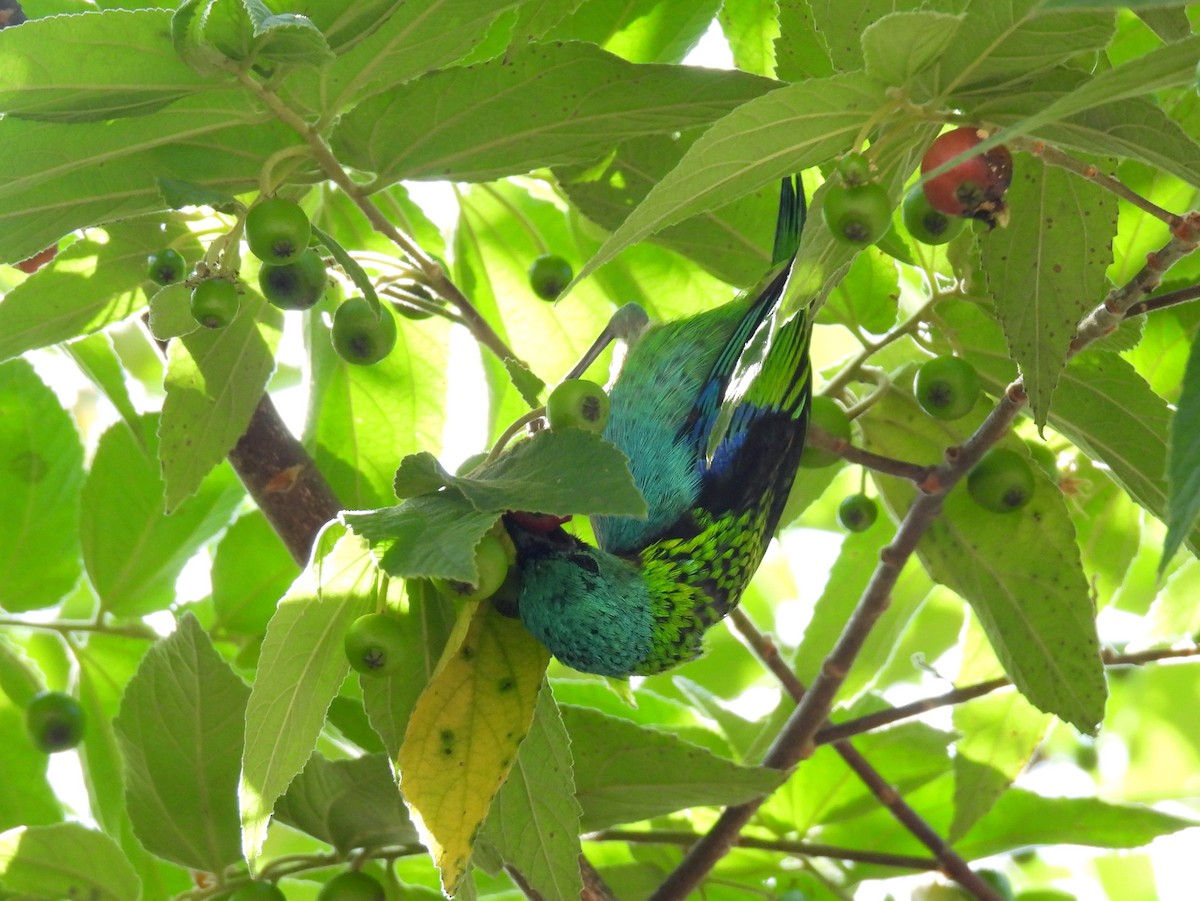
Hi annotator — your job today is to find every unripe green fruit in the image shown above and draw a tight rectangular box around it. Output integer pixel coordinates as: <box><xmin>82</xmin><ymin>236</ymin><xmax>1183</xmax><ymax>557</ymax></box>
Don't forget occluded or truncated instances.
<box><xmin>344</xmin><ymin>613</ymin><xmax>408</xmax><ymax>677</ymax></box>
<box><xmin>902</xmin><ymin>186</ymin><xmax>965</xmax><ymax>246</ymax></box>
<box><xmin>835</xmin><ymin>152</ymin><xmax>871</xmax><ymax>186</ymax></box>
<box><xmin>1025</xmin><ymin>440</ymin><xmax>1058</xmax><ymax>480</ymax></box>
<box><xmin>822</xmin><ymin>181</ymin><xmax>892</xmax><ymax>247</ymax></box>
<box><xmin>190</xmin><ymin>279</ymin><xmax>240</xmax><ymax>329</ymax></box>
<box><xmin>245</xmin><ymin>197</ymin><xmax>311</xmax><ymax>265</ymax></box>
<box><xmin>434</xmin><ymin>534</ymin><xmax>511</xmax><ymax>603</ymax></box>
<box><xmin>975</xmin><ymin>868</ymin><xmax>1015</xmax><ymax>901</ymax></box>
<box><xmin>837</xmin><ymin>494</ymin><xmax>878</xmax><ymax>532</ymax></box>
<box><xmin>967</xmin><ymin>447</ymin><xmax>1035</xmax><ymax>513</ymax></box>
<box><xmin>914</xmin><ymin>355</ymin><xmax>980</xmax><ymax>420</ymax></box>
<box><xmin>331</xmin><ymin>298</ymin><xmax>397</xmax><ymax>365</ymax></box>
<box><xmin>26</xmin><ymin>691</ymin><xmax>86</xmax><ymax>753</ymax></box>
<box><xmin>146</xmin><ymin>248</ymin><xmax>186</xmax><ymax>286</ymax></box>
<box><xmin>528</xmin><ymin>254</ymin><xmax>573</xmax><ymax>301</ymax></box>
<box><xmin>800</xmin><ymin>396</ymin><xmax>852</xmax><ymax>468</ymax></box>
<box><xmin>317</xmin><ymin>870</ymin><xmax>384</xmax><ymax>901</ymax></box>
<box><xmin>258</xmin><ymin>250</ymin><xmax>327</xmax><ymax>310</ymax></box>
<box><xmin>230</xmin><ymin>882</ymin><xmax>286</xmax><ymax>901</ymax></box>
<box><xmin>546</xmin><ymin>379</ymin><xmax>610</xmax><ymax>434</ymax></box>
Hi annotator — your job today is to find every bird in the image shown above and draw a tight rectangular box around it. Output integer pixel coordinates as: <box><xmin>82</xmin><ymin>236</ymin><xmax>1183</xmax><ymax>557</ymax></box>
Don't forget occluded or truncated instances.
<box><xmin>505</xmin><ymin>177</ymin><xmax>813</xmax><ymax>678</ymax></box>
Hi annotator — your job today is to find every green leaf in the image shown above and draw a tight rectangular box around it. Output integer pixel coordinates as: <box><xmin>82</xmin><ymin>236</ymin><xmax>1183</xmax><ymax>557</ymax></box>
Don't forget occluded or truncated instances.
<box><xmin>481</xmin><ymin>684</ymin><xmax>583</xmax><ymax>901</ymax></box>
<box><xmin>395</xmin><ymin>428</ymin><xmax>647</xmax><ymax>518</ymax></box>
<box><xmin>157</xmin><ymin>177</ymin><xmax>239</xmax><ymax>212</ymax></box>
<box><xmin>331</xmin><ymin>41</ymin><xmax>775</xmax><ymax>185</ymax></box>
<box><xmin>774</xmin><ymin>1</ymin><xmax>833</xmax><ymax>82</ymax></box>
<box><xmin>62</xmin><ymin>333</ymin><xmax>143</xmax><ymax>441</ymax></box>
<box><xmin>1040</xmin><ymin>0</ymin><xmax>1191</xmax><ymax>8</ymax></box>
<box><xmin>317</xmin><ymin>0</ymin><xmax>522</xmax><ymax>112</ymax></box>
<box><xmin>274</xmin><ymin>752</ymin><xmax>418</xmax><ymax>853</ymax></box>
<box><xmin>930</xmin><ymin>0</ymin><xmax>1115</xmax><ymax>99</ymax></box>
<box><xmin>860</xmin><ymin>389</ymin><xmax>1106</xmax><ymax>733</ymax></box>
<box><xmin>307</xmin><ymin>300</ymin><xmax>451</xmax><ymax>510</ymax></box>
<box><xmin>248</xmin><ymin>8</ymin><xmax>334</xmax><ymax>67</ymax></box>
<box><xmin>148</xmin><ymin>284</ymin><xmax>200</xmax><ymax>342</ymax></box>
<box><xmin>0</xmin><ymin>359</ymin><xmax>84</xmax><ymax>612</ymax></box>
<box><xmin>861</xmin><ymin>11</ymin><xmax>963</xmax><ymax>86</ymax></box>
<box><xmin>0</xmin><ymin>91</ymin><xmax>303</xmax><ymax>265</ymax></box>
<box><xmin>563</xmin><ymin>704</ymin><xmax>787</xmax><ymax>830</ymax></box>
<box><xmin>0</xmin><ymin>822</ymin><xmax>141</xmax><ymax>901</ymax></box>
<box><xmin>0</xmin><ymin>216</ymin><xmax>200</xmax><ymax>359</ymax></box>
<box><xmin>981</xmin><ymin>157</ymin><xmax>1117</xmax><ymax>427</ymax></box>
<box><xmin>0</xmin><ymin>699</ymin><xmax>61</xmax><ymax>832</ymax></box>
<box><xmin>80</xmin><ymin>414</ymin><xmax>244</xmax><ymax>617</ymax></box>
<box><xmin>578</xmin><ymin>71</ymin><xmax>887</xmax><ymax>283</ymax></box>
<box><xmin>718</xmin><ymin>0</ymin><xmax>780</xmax><ymax>78</ymax></box>
<box><xmin>556</xmin><ymin>130</ymin><xmax>783</xmax><ymax>287</ymax></box>
<box><xmin>545</xmin><ymin>0</ymin><xmax>720</xmax><ymax>64</ymax></box>
<box><xmin>160</xmin><ymin>290</ymin><xmax>282</xmax><ymax>511</ymax></box>
<box><xmin>344</xmin><ymin>493</ymin><xmax>501</xmax><ymax>582</ymax></box>
<box><xmin>211</xmin><ymin>512</ymin><xmax>301</xmax><ymax>635</ymax></box>
<box><xmin>1162</xmin><ymin>330</ymin><xmax>1200</xmax><ymax>569</ymax></box>
<box><xmin>0</xmin><ymin>9</ymin><xmax>213</xmax><ymax>121</ymax></box>
<box><xmin>113</xmin><ymin>614</ymin><xmax>247</xmax><ymax>873</ymax></box>
<box><xmin>819</xmin><ymin>245</ymin><xmax>900</xmax><ymax>336</ymax></box>
<box><xmin>957</xmin><ymin>789</ymin><xmax>1197</xmax><ymax>856</ymax></box>
<box><xmin>239</xmin><ymin>526</ymin><xmax>379</xmax><ymax>866</ymax></box>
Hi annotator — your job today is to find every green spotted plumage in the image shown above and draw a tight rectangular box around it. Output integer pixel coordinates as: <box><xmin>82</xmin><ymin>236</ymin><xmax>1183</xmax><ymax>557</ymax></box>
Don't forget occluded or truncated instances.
<box><xmin>507</xmin><ymin>177</ymin><xmax>813</xmax><ymax>677</ymax></box>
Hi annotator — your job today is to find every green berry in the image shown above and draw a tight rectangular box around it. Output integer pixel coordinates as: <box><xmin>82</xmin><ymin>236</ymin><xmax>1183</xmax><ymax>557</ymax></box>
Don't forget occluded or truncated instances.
<box><xmin>397</xmin><ymin>283</ymin><xmax>439</xmax><ymax>320</ymax></box>
<box><xmin>822</xmin><ymin>181</ymin><xmax>892</xmax><ymax>247</ymax></box>
<box><xmin>317</xmin><ymin>871</ymin><xmax>384</xmax><ymax>901</ymax></box>
<box><xmin>258</xmin><ymin>250</ymin><xmax>327</xmax><ymax>310</ymax></box>
<box><xmin>902</xmin><ymin>186</ymin><xmax>965</xmax><ymax>246</ymax></box>
<box><xmin>835</xmin><ymin>152</ymin><xmax>871</xmax><ymax>186</ymax></box>
<box><xmin>546</xmin><ymin>378</ymin><xmax>610</xmax><ymax>434</ymax></box>
<box><xmin>837</xmin><ymin>494</ymin><xmax>878</xmax><ymax>532</ymax></box>
<box><xmin>230</xmin><ymin>882</ymin><xmax>286</xmax><ymax>901</ymax></box>
<box><xmin>331</xmin><ymin>297</ymin><xmax>397</xmax><ymax>365</ymax></box>
<box><xmin>800</xmin><ymin>396</ymin><xmax>852</xmax><ymax>469</ymax></box>
<box><xmin>967</xmin><ymin>447</ymin><xmax>1035</xmax><ymax>514</ymax></box>
<box><xmin>914</xmin><ymin>356</ymin><xmax>980</xmax><ymax>420</ymax></box>
<box><xmin>528</xmin><ymin>254</ymin><xmax>573</xmax><ymax>301</ymax></box>
<box><xmin>146</xmin><ymin>248</ymin><xmax>186</xmax><ymax>286</ymax></box>
<box><xmin>344</xmin><ymin>613</ymin><xmax>408</xmax><ymax>677</ymax></box>
<box><xmin>245</xmin><ymin>197</ymin><xmax>311</xmax><ymax>266</ymax></box>
<box><xmin>190</xmin><ymin>279</ymin><xmax>241</xmax><ymax>329</ymax></box>
<box><xmin>434</xmin><ymin>534</ymin><xmax>511</xmax><ymax>603</ymax></box>
<box><xmin>25</xmin><ymin>691</ymin><xmax>86</xmax><ymax>753</ymax></box>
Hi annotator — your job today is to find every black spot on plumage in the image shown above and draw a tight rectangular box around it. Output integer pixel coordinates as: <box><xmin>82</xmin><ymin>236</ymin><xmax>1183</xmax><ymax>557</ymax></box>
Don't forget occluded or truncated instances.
<box><xmin>570</xmin><ymin>552</ymin><xmax>601</xmax><ymax>575</ymax></box>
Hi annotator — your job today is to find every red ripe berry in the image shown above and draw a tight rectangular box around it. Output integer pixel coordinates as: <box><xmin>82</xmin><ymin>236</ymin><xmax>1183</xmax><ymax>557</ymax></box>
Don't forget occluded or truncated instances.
<box><xmin>507</xmin><ymin>511</ymin><xmax>572</xmax><ymax>533</ymax></box>
<box><xmin>920</xmin><ymin>127</ymin><xmax>1013</xmax><ymax>228</ymax></box>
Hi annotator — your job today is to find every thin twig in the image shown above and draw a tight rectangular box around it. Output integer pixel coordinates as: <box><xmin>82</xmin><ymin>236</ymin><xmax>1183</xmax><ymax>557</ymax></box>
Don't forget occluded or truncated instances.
<box><xmin>1123</xmin><ymin>283</ymin><xmax>1200</xmax><ymax>319</ymax></box>
<box><xmin>590</xmin><ymin>829</ymin><xmax>937</xmax><ymax>871</ymax></box>
<box><xmin>806</xmin><ymin>427</ymin><xmax>935</xmax><ymax>484</ymax></box>
<box><xmin>0</xmin><ymin>617</ymin><xmax>158</xmax><ymax>641</ymax></box>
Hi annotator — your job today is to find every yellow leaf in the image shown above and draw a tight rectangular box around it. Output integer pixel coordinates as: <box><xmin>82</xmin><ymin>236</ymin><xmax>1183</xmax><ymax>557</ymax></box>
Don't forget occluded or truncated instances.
<box><xmin>398</xmin><ymin>601</ymin><xmax>550</xmax><ymax>894</ymax></box>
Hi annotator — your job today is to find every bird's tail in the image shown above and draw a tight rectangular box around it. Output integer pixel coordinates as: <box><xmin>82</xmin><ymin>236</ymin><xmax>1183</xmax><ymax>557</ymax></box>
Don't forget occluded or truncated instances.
<box><xmin>771</xmin><ymin>174</ymin><xmax>806</xmax><ymax>266</ymax></box>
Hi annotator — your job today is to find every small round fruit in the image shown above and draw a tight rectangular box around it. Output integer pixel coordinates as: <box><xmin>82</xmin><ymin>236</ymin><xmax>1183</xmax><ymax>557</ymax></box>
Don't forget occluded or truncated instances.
<box><xmin>822</xmin><ymin>182</ymin><xmax>892</xmax><ymax>246</ymax></box>
<box><xmin>344</xmin><ymin>613</ymin><xmax>408</xmax><ymax>677</ymax></box>
<box><xmin>397</xmin><ymin>283</ymin><xmax>438</xmax><ymax>320</ymax></box>
<box><xmin>331</xmin><ymin>297</ymin><xmax>397</xmax><ymax>365</ymax></box>
<box><xmin>317</xmin><ymin>871</ymin><xmax>384</xmax><ymax>901</ymax></box>
<box><xmin>914</xmin><ymin>356</ymin><xmax>980</xmax><ymax>420</ymax></box>
<box><xmin>190</xmin><ymin>279</ymin><xmax>240</xmax><ymax>329</ymax></box>
<box><xmin>245</xmin><ymin>197</ymin><xmax>311</xmax><ymax>265</ymax></box>
<box><xmin>528</xmin><ymin>254</ymin><xmax>573</xmax><ymax>301</ymax></box>
<box><xmin>146</xmin><ymin>248</ymin><xmax>186</xmax><ymax>286</ymax></box>
<box><xmin>230</xmin><ymin>882</ymin><xmax>286</xmax><ymax>901</ymax></box>
<box><xmin>902</xmin><ymin>186</ymin><xmax>965</xmax><ymax>246</ymax></box>
<box><xmin>26</xmin><ymin>691</ymin><xmax>86</xmax><ymax>753</ymax></box>
<box><xmin>921</xmin><ymin>127</ymin><xmax>1013</xmax><ymax>226</ymax></box>
<box><xmin>14</xmin><ymin>244</ymin><xmax>57</xmax><ymax>274</ymax></box>
<box><xmin>506</xmin><ymin>511</ymin><xmax>572</xmax><ymax>533</ymax></box>
<box><xmin>800</xmin><ymin>396</ymin><xmax>852</xmax><ymax>468</ymax></box>
<box><xmin>835</xmin><ymin>152</ymin><xmax>871</xmax><ymax>186</ymax></box>
<box><xmin>837</xmin><ymin>494</ymin><xmax>878</xmax><ymax>532</ymax></box>
<box><xmin>968</xmin><ymin>447</ymin><xmax>1035</xmax><ymax>513</ymax></box>
<box><xmin>546</xmin><ymin>378</ymin><xmax>610</xmax><ymax>433</ymax></box>
<box><xmin>975</xmin><ymin>868</ymin><xmax>1015</xmax><ymax>901</ymax></box>
<box><xmin>258</xmin><ymin>250</ymin><xmax>327</xmax><ymax>310</ymax></box>
<box><xmin>434</xmin><ymin>534</ymin><xmax>511</xmax><ymax>603</ymax></box>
